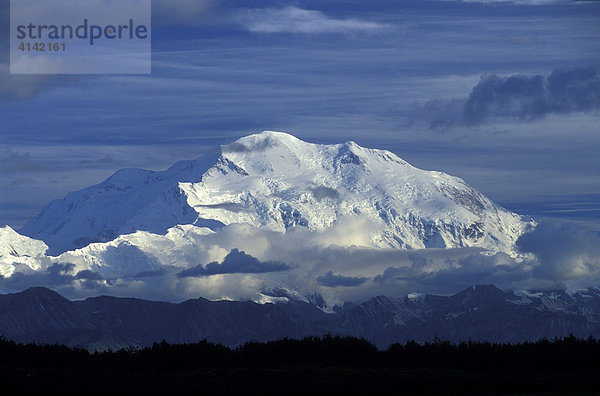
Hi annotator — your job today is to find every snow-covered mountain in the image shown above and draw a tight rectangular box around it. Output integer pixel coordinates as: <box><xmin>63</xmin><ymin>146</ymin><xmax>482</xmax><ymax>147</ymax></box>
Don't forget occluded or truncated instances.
<box><xmin>0</xmin><ymin>226</ymin><xmax>48</xmax><ymax>277</ymax></box>
<box><xmin>19</xmin><ymin>131</ymin><xmax>534</xmax><ymax>256</ymax></box>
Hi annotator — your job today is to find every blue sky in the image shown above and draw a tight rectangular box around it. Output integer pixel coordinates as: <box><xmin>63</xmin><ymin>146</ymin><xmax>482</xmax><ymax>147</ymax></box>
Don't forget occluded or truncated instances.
<box><xmin>1</xmin><ymin>0</ymin><xmax>599</xmax><ymax>230</ymax></box>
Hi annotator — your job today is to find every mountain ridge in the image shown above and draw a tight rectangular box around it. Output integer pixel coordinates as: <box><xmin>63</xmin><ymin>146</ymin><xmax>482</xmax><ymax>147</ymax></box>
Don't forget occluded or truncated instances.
<box><xmin>1</xmin><ymin>284</ymin><xmax>599</xmax><ymax>350</ymax></box>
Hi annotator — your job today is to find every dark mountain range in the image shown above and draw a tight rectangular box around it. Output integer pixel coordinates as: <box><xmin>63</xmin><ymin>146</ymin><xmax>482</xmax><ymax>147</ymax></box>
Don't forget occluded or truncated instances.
<box><xmin>1</xmin><ymin>285</ymin><xmax>600</xmax><ymax>350</ymax></box>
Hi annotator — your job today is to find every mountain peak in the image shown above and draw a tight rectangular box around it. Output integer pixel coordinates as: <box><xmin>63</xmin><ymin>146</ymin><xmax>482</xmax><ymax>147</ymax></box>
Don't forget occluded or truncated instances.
<box><xmin>455</xmin><ymin>284</ymin><xmax>506</xmax><ymax>302</ymax></box>
<box><xmin>222</xmin><ymin>130</ymin><xmax>304</xmax><ymax>153</ymax></box>
<box><xmin>11</xmin><ymin>287</ymin><xmax>69</xmax><ymax>303</ymax></box>
<box><xmin>18</xmin><ymin>131</ymin><xmax>533</xmax><ymax>256</ymax></box>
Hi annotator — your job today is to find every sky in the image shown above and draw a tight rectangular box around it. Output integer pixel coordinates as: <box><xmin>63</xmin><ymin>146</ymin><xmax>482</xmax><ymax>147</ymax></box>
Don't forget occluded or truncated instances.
<box><xmin>0</xmin><ymin>0</ymin><xmax>600</xmax><ymax>301</ymax></box>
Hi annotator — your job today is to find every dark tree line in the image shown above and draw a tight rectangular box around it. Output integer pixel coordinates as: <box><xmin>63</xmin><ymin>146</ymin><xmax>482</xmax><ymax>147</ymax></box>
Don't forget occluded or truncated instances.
<box><xmin>1</xmin><ymin>333</ymin><xmax>600</xmax><ymax>372</ymax></box>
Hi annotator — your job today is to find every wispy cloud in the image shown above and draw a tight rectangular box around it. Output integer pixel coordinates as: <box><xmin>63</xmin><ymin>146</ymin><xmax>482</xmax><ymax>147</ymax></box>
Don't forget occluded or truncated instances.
<box><xmin>0</xmin><ymin>150</ymin><xmax>44</xmax><ymax>173</ymax></box>
<box><xmin>234</xmin><ymin>6</ymin><xmax>386</xmax><ymax>34</ymax></box>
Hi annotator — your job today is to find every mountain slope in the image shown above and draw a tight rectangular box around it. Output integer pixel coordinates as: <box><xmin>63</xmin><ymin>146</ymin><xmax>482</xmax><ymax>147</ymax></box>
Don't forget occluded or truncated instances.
<box><xmin>19</xmin><ymin>151</ymin><xmax>220</xmax><ymax>255</ymax></box>
<box><xmin>19</xmin><ymin>131</ymin><xmax>533</xmax><ymax>256</ymax></box>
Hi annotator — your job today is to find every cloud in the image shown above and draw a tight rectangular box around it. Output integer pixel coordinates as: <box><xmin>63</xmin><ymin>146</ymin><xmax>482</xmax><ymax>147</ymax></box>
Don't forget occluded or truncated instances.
<box><xmin>93</xmin><ymin>244</ymin><xmax>164</xmax><ymax>279</ymax></box>
<box><xmin>372</xmin><ymin>251</ymin><xmax>532</xmax><ymax>294</ymax></box>
<box><xmin>517</xmin><ymin>220</ymin><xmax>600</xmax><ymax>281</ymax></box>
<box><xmin>178</xmin><ymin>248</ymin><xmax>291</xmax><ymax>277</ymax></box>
<box><xmin>222</xmin><ymin>135</ymin><xmax>279</xmax><ymax>153</ymax></box>
<box><xmin>0</xmin><ymin>150</ymin><xmax>44</xmax><ymax>173</ymax></box>
<box><xmin>546</xmin><ymin>67</ymin><xmax>600</xmax><ymax>112</ymax></box>
<box><xmin>0</xmin><ymin>149</ymin><xmax>132</xmax><ymax>175</ymax></box>
<box><xmin>75</xmin><ymin>269</ymin><xmax>103</xmax><ymax>280</ymax></box>
<box><xmin>316</xmin><ymin>271</ymin><xmax>368</xmax><ymax>287</ymax></box>
<box><xmin>463</xmin><ymin>73</ymin><xmax>546</xmax><ymax>122</ymax></box>
<box><xmin>3</xmin><ymin>217</ymin><xmax>600</xmax><ymax>304</ymax></box>
<box><xmin>1</xmin><ymin>263</ymin><xmax>77</xmax><ymax>290</ymax></box>
<box><xmin>0</xmin><ymin>262</ymin><xmax>121</xmax><ymax>299</ymax></box>
<box><xmin>463</xmin><ymin>67</ymin><xmax>600</xmax><ymax>122</ymax></box>
<box><xmin>413</xmin><ymin>66</ymin><xmax>600</xmax><ymax>127</ymax></box>
<box><xmin>309</xmin><ymin>186</ymin><xmax>340</xmax><ymax>201</ymax></box>
<box><xmin>234</xmin><ymin>6</ymin><xmax>386</xmax><ymax>34</ymax></box>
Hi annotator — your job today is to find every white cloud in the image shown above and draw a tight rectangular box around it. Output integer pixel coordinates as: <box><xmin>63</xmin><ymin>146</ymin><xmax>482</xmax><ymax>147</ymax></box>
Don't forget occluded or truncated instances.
<box><xmin>234</xmin><ymin>6</ymin><xmax>386</xmax><ymax>34</ymax></box>
<box><xmin>6</xmin><ymin>217</ymin><xmax>600</xmax><ymax>305</ymax></box>
<box><xmin>517</xmin><ymin>221</ymin><xmax>600</xmax><ymax>281</ymax></box>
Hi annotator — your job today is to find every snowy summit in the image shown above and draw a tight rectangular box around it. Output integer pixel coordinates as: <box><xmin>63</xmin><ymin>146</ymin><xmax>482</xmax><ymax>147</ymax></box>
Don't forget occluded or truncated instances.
<box><xmin>19</xmin><ymin>131</ymin><xmax>534</xmax><ymax>256</ymax></box>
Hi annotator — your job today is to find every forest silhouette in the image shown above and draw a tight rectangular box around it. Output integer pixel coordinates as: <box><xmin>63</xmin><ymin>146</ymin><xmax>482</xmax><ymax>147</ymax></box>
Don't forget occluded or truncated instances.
<box><xmin>1</xmin><ymin>334</ymin><xmax>599</xmax><ymax>394</ymax></box>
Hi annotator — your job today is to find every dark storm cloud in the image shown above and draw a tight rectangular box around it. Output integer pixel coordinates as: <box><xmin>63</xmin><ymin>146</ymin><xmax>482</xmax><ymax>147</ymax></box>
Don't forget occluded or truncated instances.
<box><xmin>75</xmin><ymin>269</ymin><xmax>104</xmax><ymax>280</ymax></box>
<box><xmin>463</xmin><ymin>73</ymin><xmax>546</xmax><ymax>122</ymax></box>
<box><xmin>463</xmin><ymin>67</ymin><xmax>600</xmax><ymax>123</ymax></box>
<box><xmin>177</xmin><ymin>248</ymin><xmax>291</xmax><ymax>277</ymax></box>
<box><xmin>316</xmin><ymin>271</ymin><xmax>368</xmax><ymax>287</ymax></box>
<box><xmin>415</xmin><ymin>66</ymin><xmax>600</xmax><ymax>126</ymax></box>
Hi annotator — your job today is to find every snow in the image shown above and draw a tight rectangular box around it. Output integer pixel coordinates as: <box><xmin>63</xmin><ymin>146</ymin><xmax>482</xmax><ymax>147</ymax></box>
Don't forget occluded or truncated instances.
<box><xmin>57</xmin><ymin>225</ymin><xmax>216</xmax><ymax>279</ymax></box>
<box><xmin>18</xmin><ymin>131</ymin><xmax>534</xmax><ymax>257</ymax></box>
<box><xmin>407</xmin><ymin>292</ymin><xmax>426</xmax><ymax>301</ymax></box>
<box><xmin>514</xmin><ymin>290</ymin><xmax>544</xmax><ymax>299</ymax></box>
<box><xmin>0</xmin><ymin>226</ymin><xmax>49</xmax><ymax>277</ymax></box>
<box><xmin>565</xmin><ymin>288</ymin><xmax>594</xmax><ymax>298</ymax></box>
<box><xmin>1</xmin><ymin>131</ymin><xmax>538</xmax><ymax>285</ymax></box>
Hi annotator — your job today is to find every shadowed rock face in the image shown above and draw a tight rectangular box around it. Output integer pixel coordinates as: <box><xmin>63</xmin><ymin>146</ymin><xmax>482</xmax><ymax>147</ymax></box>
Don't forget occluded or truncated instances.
<box><xmin>1</xmin><ymin>285</ymin><xmax>599</xmax><ymax>351</ymax></box>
